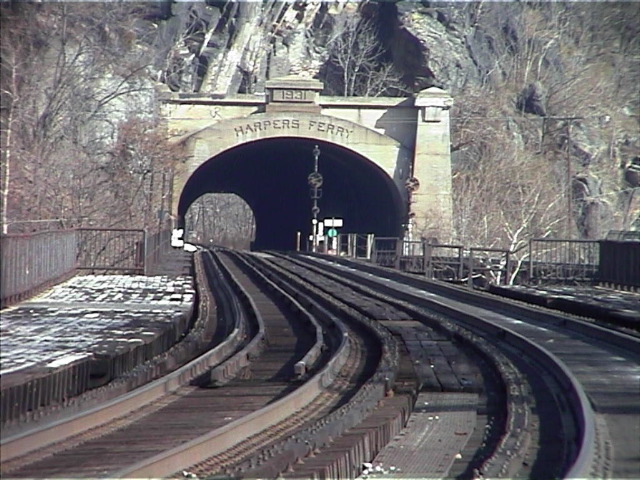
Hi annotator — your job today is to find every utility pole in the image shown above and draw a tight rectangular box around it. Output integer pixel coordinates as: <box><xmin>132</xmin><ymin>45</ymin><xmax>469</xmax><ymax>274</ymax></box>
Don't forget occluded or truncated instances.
<box><xmin>542</xmin><ymin>116</ymin><xmax>583</xmax><ymax>238</ymax></box>
<box><xmin>308</xmin><ymin>145</ymin><xmax>322</xmax><ymax>252</ymax></box>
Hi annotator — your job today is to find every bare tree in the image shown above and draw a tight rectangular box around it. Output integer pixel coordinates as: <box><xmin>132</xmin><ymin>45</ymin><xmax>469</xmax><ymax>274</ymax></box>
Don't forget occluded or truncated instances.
<box><xmin>0</xmin><ymin>28</ymin><xmax>20</xmax><ymax>234</ymax></box>
<box><xmin>450</xmin><ymin>85</ymin><xmax>569</xmax><ymax>283</ymax></box>
<box><xmin>110</xmin><ymin>118</ymin><xmax>183</xmax><ymax>232</ymax></box>
<box><xmin>1</xmin><ymin>3</ymin><xmax>169</xmax><ymax>234</ymax></box>
<box><xmin>0</xmin><ymin>5</ymin><xmax>48</xmax><ymax>232</ymax></box>
<box><xmin>449</xmin><ymin>1</ymin><xmax>639</xmax><ymax>258</ymax></box>
<box><xmin>323</xmin><ymin>13</ymin><xmax>406</xmax><ymax>97</ymax></box>
<box><xmin>184</xmin><ymin>193</ymin><xmax>255</xmax><ymax>249</ymax></box>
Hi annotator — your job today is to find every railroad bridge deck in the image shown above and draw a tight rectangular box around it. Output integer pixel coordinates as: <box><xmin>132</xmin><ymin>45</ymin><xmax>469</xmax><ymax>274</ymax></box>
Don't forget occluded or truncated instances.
<box><xmin>1</xmin><ymin>251</ymin><xmax>638</xmax><ymax>478</ymax></box>
<box><xmin>2</xmin><ymin>260</ymin><xmax>636</xmax><ymax>416</ymax></box>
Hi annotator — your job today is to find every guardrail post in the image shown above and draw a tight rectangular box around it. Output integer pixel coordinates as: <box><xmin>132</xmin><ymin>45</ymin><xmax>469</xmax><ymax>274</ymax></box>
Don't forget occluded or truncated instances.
<box><xmin>143</xmin><ymin>229</ymin><xmax>149</xmax><ymax>276</ymax></box>
<box><xmin>528</xmin><ymin>239</ymin><xmax>534</xmax><ymax>284</ymax></box>
<box><xmin>366</xmin><ymin>234</ymin><xmax>374</xmax><ymax>260</ymax></box>
<box><xmin>422</xmin><ymin>239</ymin><xmax>429</xmax><ymax>275</ymax></box>
<box><xmin>467</xmin><ymin>249</ymin><xmax>474</xmax><ymax>288</ymax></box>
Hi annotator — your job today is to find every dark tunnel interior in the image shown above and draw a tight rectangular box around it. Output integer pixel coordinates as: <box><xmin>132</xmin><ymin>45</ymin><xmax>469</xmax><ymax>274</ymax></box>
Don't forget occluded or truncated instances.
<box><xmin>178</xmin><ymin>137</ymin><xmax>405</xmax><ymax>250</ymax></box>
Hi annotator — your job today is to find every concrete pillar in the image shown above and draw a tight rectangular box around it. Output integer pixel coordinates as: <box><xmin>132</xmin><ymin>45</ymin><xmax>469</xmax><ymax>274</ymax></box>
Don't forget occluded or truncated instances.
<box><xmin>411</xmin><ymin>87</ymin><xmax>454</xmax><ymax>242</ymax></box>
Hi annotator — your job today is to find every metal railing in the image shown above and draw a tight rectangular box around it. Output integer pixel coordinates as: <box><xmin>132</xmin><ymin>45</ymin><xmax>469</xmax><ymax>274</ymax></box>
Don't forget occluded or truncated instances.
<box><xmin>425</xmin><ymin>243</ymin><xmax>465</xmax><ymax>281</ymax></box>
<box><xmin>370</xmin><ymin>239</ymin><xmax>465</xmax><ymax>278</ymax></box>
<box><xmin>399</xmin><ymin>240</ymin><xmax>426</xmax><ymax>273</ymax></box>
<box><xmin>605</xmin><ymin>230</ymin><xmax>640</xmax><ymax>241</ymax></box>
<box><xmin>77</xmin><ymin>228</ymin><xmax>146</xmax><ymax>274</ymax></box>
<box><xmin>371</xmin><ymin>237</ymin><xmax>401</xmax><ymax>269</ymax></box>
<box><xmin>337</xmin><ymin>233</ymin><xmax>374</xmax><ymax>259</ymax></box>
<box><xmin>347</xmin><ymin>233</ymin><xmax>635</xmax><ymax>289</ymax></box>
<box><xmin>0</xmin><ymin>230</ymin><xmax>77</xmax><ymax>307</ymax></box>
<box><xmin>528</xmin><ymin>239</ymin><xmax>599</xmax><ymax>284</ymax></box>
<box><xmin>1</xmin><ymin>227</ymin><xmax>184</xmax><ymax>307</ymax></box>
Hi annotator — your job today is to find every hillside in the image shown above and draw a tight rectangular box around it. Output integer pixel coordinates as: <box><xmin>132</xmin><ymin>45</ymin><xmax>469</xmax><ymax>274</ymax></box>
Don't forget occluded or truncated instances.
<box><xmin>1</xmin><ymin>0</ymin><xmax>638</xmax><ymax>246</ymax></box>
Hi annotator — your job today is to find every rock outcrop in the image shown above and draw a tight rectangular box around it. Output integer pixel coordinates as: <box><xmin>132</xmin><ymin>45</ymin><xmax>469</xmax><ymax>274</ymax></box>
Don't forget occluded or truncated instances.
<box><xmin>151</xmin><ymin>0</ymin><xmax>639</xmax><ymax>238</ymax></box>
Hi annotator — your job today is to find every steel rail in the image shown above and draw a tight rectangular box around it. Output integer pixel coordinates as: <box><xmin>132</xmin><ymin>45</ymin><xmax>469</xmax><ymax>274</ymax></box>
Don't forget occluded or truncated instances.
<box><xmin>3</xmin><ymin>248</ymin><xmax>340</xmax><ymax>478</ymax></box>
<box><xmin>266</xmin><ymin>253</ymin><xmax>531</xmax><ymax>477</ymax></box>
<box><xmin>267</xmin><ymin>253</ymin><xmax>547</xmax><ymax>476</ymax></box>
<box><xmin>1</xmin><ymin>250</ymin><xmax>245</xmax><ymax>463</ymax></box>
<box><xmin>218</xmin><ymin>251</ymin><xmax>401</xmax><ymax>478</ymax></box>
<box><xmin>304</xmin><ymin>253</ymin><xmax>640</xmax><ymax>478</ymax></box>
<box><xmin>163</xmin><ymin>249</ymin><xmax>402</xmax><ymax>479</ymax></box>
<box><xmin>194</xmin><ymin>249</ymin><xmax>267</xmax><ymax>385</ymax></box>
<box><xmin>113</xmin><ymin>250</ymin><xmax>354</xmax><ymax>478</ymax></box>
<box><xmin>4</xmin><ymin>249</ymin><xmax>391</xmax><ymax>479</ymax></box>
<box><xmin>226</xmin><ymin>250</ymin><xmax>327</xmax><ymax>378</ymax></box>
<box><xmin>278</xmin><ymin>253</ymin><xmax>622</xmax><ymax>478</ymax></box>
<box><xmin>319</xmin><ymin>253</ymin><xmax>639</xmax><ymax>352</ymax></box>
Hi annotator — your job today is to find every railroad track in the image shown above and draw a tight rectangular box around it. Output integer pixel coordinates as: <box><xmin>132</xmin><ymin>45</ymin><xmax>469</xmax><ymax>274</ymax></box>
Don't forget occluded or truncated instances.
<box><xmin>2</xmin><ymin>249</ymin><xmax>254</xmax><ymax>476</ymax></box>
<box><xmin>170</xmin><ymin>250</ymin><xmax>558</xmax><ymax>479</ymax></box>
<box><xmin>277</xmin><ymin>252</ymin><xmax>640</xmax><ymax>479</ymax></box>
<box><xmin>252</xmin><ymin>253</ymin><xmax>552</xmax><ymax>478</ymax></box>
<box><xmin>1</xmin><ymin>249</ymin><xmax>390</xmax><ymax>479</ymax></box>
<box><xmin>3</xmin><ymin>248</ymin><xmax>637</xmax><ymax>479</ymax></box>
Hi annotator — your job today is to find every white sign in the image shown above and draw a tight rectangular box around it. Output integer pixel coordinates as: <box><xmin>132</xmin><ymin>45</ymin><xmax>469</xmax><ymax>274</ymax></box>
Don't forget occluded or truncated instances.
<box><xmin>171</xmin><ymin>229</ymin><xmax>184</xmax><ymax>248</ymax></box>
<box><xmin>324</xmin><ymin>218</ymin><xmax>343</xmax><ymax>228</ymax></box>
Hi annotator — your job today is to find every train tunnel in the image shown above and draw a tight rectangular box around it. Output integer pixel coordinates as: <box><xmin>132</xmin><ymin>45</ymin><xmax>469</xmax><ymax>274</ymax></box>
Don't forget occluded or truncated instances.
<box><xmin>177</xmin><ymin>137</ymin><xmax>405</xmax><ymax>251</ymax></box>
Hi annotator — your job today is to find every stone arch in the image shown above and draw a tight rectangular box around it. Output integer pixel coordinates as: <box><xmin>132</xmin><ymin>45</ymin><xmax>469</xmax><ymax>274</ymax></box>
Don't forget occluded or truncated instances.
<box><xmin>174</xmin><ymin>114</ymin><xmax>408</xmax><ymax>249</ymax></box>
<box><xmin>173</xmin><ymin>111</ymin><xmax>411</xmax><ymax>214</ymax></box>
<box><xmin>163</xmin><ymin>82</ymin><xmax>455</xmax><ymax>243</ymax></box>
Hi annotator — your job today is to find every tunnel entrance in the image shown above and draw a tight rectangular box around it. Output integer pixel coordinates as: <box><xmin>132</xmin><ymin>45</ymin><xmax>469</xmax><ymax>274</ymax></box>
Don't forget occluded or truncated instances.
<box><xmin>178</xmin><ymin>137</ymin><xmax>405</xmax><ymax>251</ymax></box>
<box><xmin>184</xmin><ymin>193</ymin><xmax>255</xmax><ymax>249</ymax></box>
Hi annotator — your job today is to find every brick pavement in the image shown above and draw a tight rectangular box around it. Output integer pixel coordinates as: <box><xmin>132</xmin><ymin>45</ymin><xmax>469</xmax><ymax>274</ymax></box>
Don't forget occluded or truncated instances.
<box><xmin>1</xmin><ymin>274</ymin><xmax>194</xmax><ymax>375</ymax></box>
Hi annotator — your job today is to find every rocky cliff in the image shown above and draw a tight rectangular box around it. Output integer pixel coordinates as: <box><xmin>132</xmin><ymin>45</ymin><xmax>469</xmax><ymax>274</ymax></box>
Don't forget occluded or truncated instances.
<box><xmin>2</xmin><ymin>0</ymin><xmax>637</xmax><ymax>242</ymax></box>
<box><xmin>152</xmin><ymin>0</ymin><xmax>638</xmax><ymax>241</ymax></box>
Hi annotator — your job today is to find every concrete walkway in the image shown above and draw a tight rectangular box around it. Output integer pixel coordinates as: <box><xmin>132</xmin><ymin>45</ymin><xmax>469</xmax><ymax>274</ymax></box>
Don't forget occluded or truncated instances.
<box><xmin>490</xmin><ymin>284</ymin><xmax>639</xmax><ymax>327</ymax></box>
<box><xmin>361</xmin><ymin>392</ymin><xmax>477</xmax><ymax>479</ymax></box>
<box><xmin>1</xmin><ymin>274</ymin><xmax>195</xmax><ymax>376</ymax></box>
